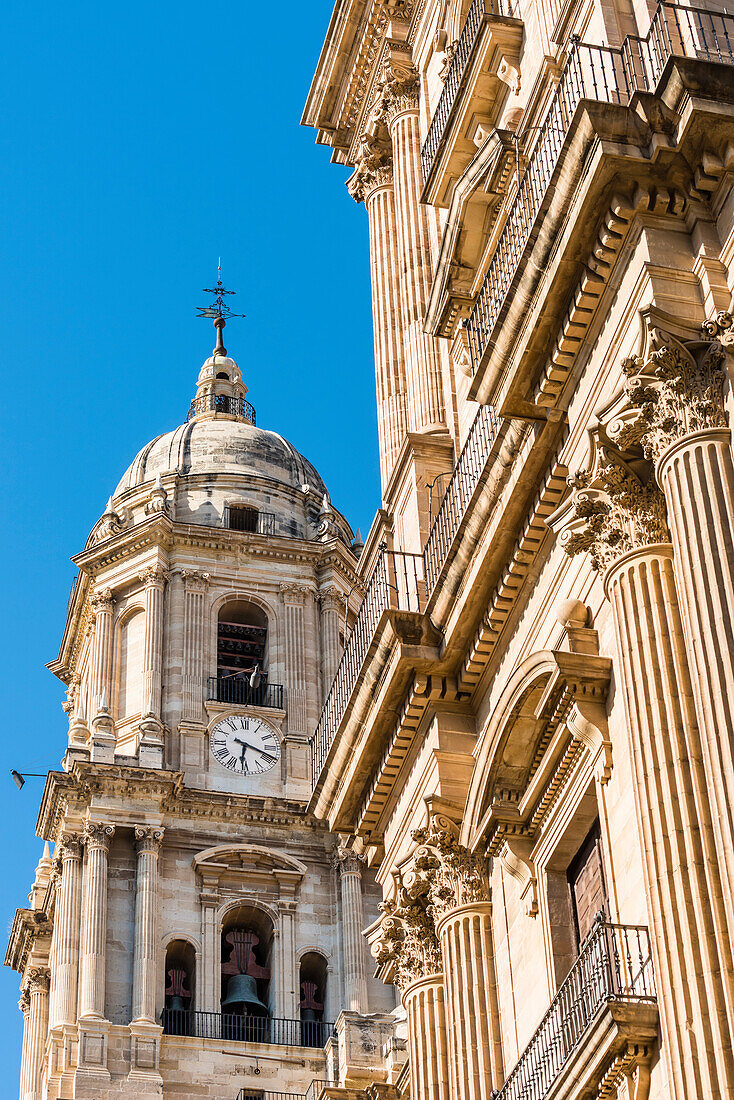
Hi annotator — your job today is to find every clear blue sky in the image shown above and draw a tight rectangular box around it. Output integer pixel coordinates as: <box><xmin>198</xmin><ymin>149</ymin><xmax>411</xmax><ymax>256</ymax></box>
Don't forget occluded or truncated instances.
<box><xmin>0</xmin><ymin>0</ymin><xmax>377</xmax><ymax>1083</ymax></box>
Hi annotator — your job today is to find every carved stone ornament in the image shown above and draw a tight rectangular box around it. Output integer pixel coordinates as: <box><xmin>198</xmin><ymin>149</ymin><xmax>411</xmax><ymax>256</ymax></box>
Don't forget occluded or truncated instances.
<box><xmin>347</xmin><ymin>134</ymin><xmax>393</xmax><ymax>204</ymax></box>
<box><xmin>620</xmin><ymin>324</ymin><xmax>728</xmax><ymax>464</ymax></box>
<box><xmin>372</xmin><ymin>877</ymin><xmax>443</xmax><ymax>991</ymax></box>
<box><xmin>144</xmin><ymin>474</ymin><xmax>171</xmax><ymax>516</ymax></box>
<box><xmin>26</xmin><ymin>966</ymin><xmax>51</xmax><ymax>994</ymax></box>
<box><xmin>134</xmin><ymin>825</ymin><xmax>164</xmax><ymax>853</ymax></box>
<box><xmin>59</xmin><ymin>832</ymin><xmax>84</xmax><ymax>861</ymax></box>
<box><xmin>386</xmin><ymin>0</ymin><xmax>415</xmax><ymax>21</ymax></box>
<box><xmin>318</xmin><ymin>585</ymin><xmax>343</xmax><ymax>613</ymax></box>
<box><xmin>18</xmin><ymin>989</ymin><xmax>30</xmax><ymax>1014</ymax></box>
<box><xmin>181</xmin><ymin>569</ymin><xmax>210</xmax><ymax>591</ymax></box>
<box><xmin>138</xmin><ymin>565</ymin><xmax>170</xmax><ymax>588</ymax></box>
<box><xmin>83</xmin><ymin>822</ymin><xmax>115</xmax><ymax>850</ymax></box>
<box><xmin>409</xmin><ymin>810</ymin><xmax>490</xmax><ymax>919</ymax></box>
<box><xmin>558</xmin><ymin>430</ymin><xmax>669</xmax><ymax>573</ymax></box>
<box><xmin>439</xmin><ymin>40</ymin><xmax>458</xmax><ymax>82</ymax></box>
<box><xmin>333</xmin><ymin>845</ymin><xmax>365</xmax><ymax>876</ymax></box>
<box><xmin>701</xmin><ymin>309</ymin><xmax>734</xmax><ymax>346</ymax></box>
<box><xmin>374</xmin><ymin>50</ymin><xmax>420</xmax><ymax>123</ymax></box>
<box><xmin>89</xmin><ymin>499</ymin><xmax>129</xmax><ymax>545</ymax></box>
<box><xmin>90</xmin><ymin>586</ymin><xmax>115</xmax><ymax>615</ymax></box>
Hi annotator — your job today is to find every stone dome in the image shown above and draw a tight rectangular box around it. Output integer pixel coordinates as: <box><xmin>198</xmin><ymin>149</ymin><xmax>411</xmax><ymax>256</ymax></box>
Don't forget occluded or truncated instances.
<box><xmin>114</xmin><ymin>417</ymin><xmax>328</xmax><ymax>499</ymax></box>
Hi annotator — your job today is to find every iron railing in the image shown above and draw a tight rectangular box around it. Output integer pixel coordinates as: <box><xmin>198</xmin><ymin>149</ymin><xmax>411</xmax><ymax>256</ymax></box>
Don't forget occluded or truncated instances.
<box><xmin>207</xmin><ymin>677</ymin><xmax>284</xmax><ymax>710</ymax></box>
<box><xmin>465</xmin><ymin>2</ymin><xmax>734</xmax><ymax>373</ymax></box>
<box><xmin>311</xmin><ymin>548</ymin><xmax>426</xmax><ymax>783</ymax></box>
<box><xmin>227</xmin><ymin>509</ymin><xmax>277</xmax><ymax>535</ymax></box>
<box><xmin>496</xmin><ymin>919</ymin><xmax>655</xmax><ymax>1100</ymax></box>
<box><xmin>187</xmin><ymin>393</ymin><xmax>257</xmax><ymax>423</ymax></box>
<box><xmin>236</xmin><ymin>1082</ymin><xmax>333</xmax><ymax>1100</ymax></box>
<box><xmin>162</xmin><ymin>1010</ymin><xmax>334</xmax><ymax>1048</ymax></box>
<box><xmin>424</xmin><ymin>405</ymin><xmax>500</xmax><ymax>592</ymax></box>
<box><xmin>421</xmin><ymin>0</ymin><xmax>517</xmax><ymax>183</ymax></box>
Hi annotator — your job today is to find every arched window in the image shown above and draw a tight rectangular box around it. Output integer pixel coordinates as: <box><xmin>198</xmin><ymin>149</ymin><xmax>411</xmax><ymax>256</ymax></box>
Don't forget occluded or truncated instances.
<box><xmin>220</xmin><ymin>905</ymin><xmax>273</xmax><ymax>1042</ymax></box>
<box><xmin>299</xmin><ymin>952</ymin><xmax>328</xmax><ymax>1047</ymax></box>
<box><xmin>228</xmin><ymin>505</ymin><xmax>259</xmax><ymax>533</ymax></box>
<box><xmin>162</xmin><ymin>940</ymin><xmax>196</xmax><ymax>1035</ymax></box>
<box><xmin>215</xmin><ymin>601</ymin><xmax>268</xmax><ymax>705</ymax></box>
<box><xmin>116</xmin><ymin>610</ymin><xmax>145</xmax><ymax>719</ymax></box>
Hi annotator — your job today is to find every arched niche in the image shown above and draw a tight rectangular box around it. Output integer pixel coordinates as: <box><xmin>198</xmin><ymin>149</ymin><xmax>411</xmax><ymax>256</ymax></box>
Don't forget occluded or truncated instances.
<box><xmin>299</xmin><ymin>951</ymin><xmax>329</xmax><ymax>1047</ymax></box>
<box><xmin>115</xmin><ymin>606</ymin><xmax>145</xmax><ymax>720</ymax></box>
<box><xmin>220</xmin><ymin>903</ymin><xmax>274</xmax><ymax>1042</ymax></box>
<box><xmin>215</xmin><ymin>598</ymin><xmax>270</xmax><ymax>706</ymax></box>
<box><xmin>162</xmin><ymin>939</ymin><xmax>196</xmax><ymax>1035</ymax></box>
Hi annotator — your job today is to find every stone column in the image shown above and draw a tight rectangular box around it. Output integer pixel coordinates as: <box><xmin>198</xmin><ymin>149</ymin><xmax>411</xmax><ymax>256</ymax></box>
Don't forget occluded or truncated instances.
<box><xmin>199</xmin><ymin>877</ymin><xmax>221</xmax><ymax>1013</ymax></box>
<box><xmin>23</xmin><ymin>967</ymin><xmax>51</xmax><ymax>1100</ymax></box>
<box><xmin>380</xmin><ymin>48</ymin><xmax>445</xmax><ymax>435</ymax></box>
<box><xmin>334</xmin><ymin>848</ymin><xmax>368</xmax><ymax>1014</ymax></box>
<box><xmin>276</xmin><ymin>899</ymin><xmax>298</xmax><ymax>1019</ymax></box>
<box><xmin>318</xmin><ymin>587</ymin><xmax>342</xmax><ymax>700</ymax></box>
<box><xmin>281</xmin><ymin>585</ymin><xmax>310</xmax><ymax>735</ymax></box>
<box><xmin>139</xmin><ymin>567</ymin><xmax>168</xmax><ymax>717</ymax></box>
<box><xmin>89</xmin><ymin>587</ymin><xmax>115</xmax><ymax>714</ymax></box>
<box><xmin>48</xmin><ymin>833</ymin><xmax>84</xmax><ymax>1028</ymax></box>
<box><xmin>181</xmin><ymin>570</ymin><xmax>209</xmax><ymax>721</ymax></box>
<box><xmin>131</xmin><ymin>826</ymin><xmax>164</xmax><ymax>1023</ymax></box>
<box><xmin>373</xmin><ymin>881</ymin><xmax>450</xmax><ymax>1100</ymax></box>
<box><xmin>78</xmin><ymin>823</ymin><xmax>115</xmax><ymax>1020</ymax></box>
<box><xmin>348</xmin><ymin>137</ymin><xmax>408</xmax><ymax>487</ymax></box>
<box><xmin>559</xmin><ymin>435</ymin><xmax>734</xmax><ymax>1098</ymax></box>
<box><xmin>18</xmin><ymin>988</ymin><xmax>31</xmax><ymax>1100</ymax></box>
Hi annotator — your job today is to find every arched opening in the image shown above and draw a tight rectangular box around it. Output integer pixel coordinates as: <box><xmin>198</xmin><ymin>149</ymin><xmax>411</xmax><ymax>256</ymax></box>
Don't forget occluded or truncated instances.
<box><xmin>216</xmin><ymin>371</ymin><xmax>230</xmax><ymax>380</ymax></box>
<box><xmin>299</xmin><ymin>952</ymin><xmax>328</xmax><ymax>1047</ymax></box>
<box><xmin>162</xmin><ymin>939</ymin><xmax>196</xmax><ymax>1035</ymax></box>
<box><xmin>116</xmin><ymin>610</ymin><xmax>145</xmax><ymax>720</ymax></box>
<box><xmin>220</xmin><ymin>905</ymin><xmax>273</xmax><ymax>1042</ymax></box>
<box><xmin>228</xmin><ymin>504</ymin><xmax>259</xmax><ymax>533</ymax></box>
<box><xmin>216</xmin><ymin>600</ymin><xmax>269</xmax><ymax>705</ymax></box>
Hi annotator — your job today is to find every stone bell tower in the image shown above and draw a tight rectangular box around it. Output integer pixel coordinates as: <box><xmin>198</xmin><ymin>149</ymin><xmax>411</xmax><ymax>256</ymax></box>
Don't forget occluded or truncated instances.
<box><xmin>6</xmin><ymin>285</ymin><xmax>399</xmax><ymax>1099</ymax></box>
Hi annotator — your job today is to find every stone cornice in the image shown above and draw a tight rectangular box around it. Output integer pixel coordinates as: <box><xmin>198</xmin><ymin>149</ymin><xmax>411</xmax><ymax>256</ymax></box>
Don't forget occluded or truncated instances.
<box><xmin>36</xmin><ymin>763</ymin><xmax>329</xmax><ymax>842</ymax></box>
<box><xmin>5</xmin><ymin>908</ymin><xmax>53</xmax><ymax>974</ymax></box>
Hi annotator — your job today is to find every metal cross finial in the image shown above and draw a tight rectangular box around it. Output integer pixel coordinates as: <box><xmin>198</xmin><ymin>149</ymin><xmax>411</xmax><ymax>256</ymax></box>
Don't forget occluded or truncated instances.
<box><xmin>196</xmin><ymin>260</ymin><xmax>246</xmax><ymax>357</ymax></box>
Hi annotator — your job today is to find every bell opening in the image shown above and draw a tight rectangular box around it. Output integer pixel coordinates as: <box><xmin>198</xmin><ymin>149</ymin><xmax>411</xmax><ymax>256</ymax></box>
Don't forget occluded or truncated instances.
<box><xmin>221</xmin><ymin>905</ymin><xmax>274</xmax><ymax>1019</ymax></box>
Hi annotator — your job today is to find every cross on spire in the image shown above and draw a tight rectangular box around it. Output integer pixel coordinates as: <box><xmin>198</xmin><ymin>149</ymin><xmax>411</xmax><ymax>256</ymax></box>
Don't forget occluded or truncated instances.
<box><xmin>196</xmin><ymin>259</ymin><xmax>246</xmax><ymax>357</ymax></box>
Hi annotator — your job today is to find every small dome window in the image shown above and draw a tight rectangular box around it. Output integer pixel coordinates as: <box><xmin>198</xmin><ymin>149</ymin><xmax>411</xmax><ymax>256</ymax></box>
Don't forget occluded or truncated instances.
<box><xmin>228</xmin><ymin>505</ymin><xmax>259</xmax><ymax>533</ymax></box>
<box><xmin>216</xmin><ymin>371</ymin><xmax>230</xmax><ymax>380</ymax></box>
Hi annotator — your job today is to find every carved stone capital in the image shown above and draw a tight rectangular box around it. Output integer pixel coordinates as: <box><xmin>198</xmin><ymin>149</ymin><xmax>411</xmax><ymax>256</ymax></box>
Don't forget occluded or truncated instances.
<box><xmin>26</xmin><ymin>966</ymin><xmax>51</xmax><ymax>995</ymax></box>
<box><xmin>84</xmin><ymin>822</ymin><xmax>115</xmax><ymax>851</ymax></box>
<box><xmin>621</xmin><ymin>325</ymin><xmax>728</xmax><ymax>464</ymax></box>
<box><xmin>372</xmin><ymin>885</ymin><xmax>442</xmax><ymax>991</ymax></box>
<box><xmin>409</xmin><ymin>810</ymin><xmax>491</xmax><ymax>919</ymax></box>
<box><xmin>347</xmin><ymin>135</ymin><xmax>393</xmax><ymax>204</ymax></box>
<box><xmin>377</xmin><ymin>49</ymin><xmax>420</xmax><ymax>123</ymax></box>
<box><xmin>333</xmin><ymin>846</ymin><xmax>365</xmax><ymax>876</ymax></box>
<box><xmin>181</xmin><ymin>569</ymin><xmax>210</xmax><ymax>591</ymax></box>
<box><xmin>18</xmin><ymin>989</ymin><xmax>30</xmax><ymax>1014</ymax></box>
<box><xmin>280</xmin><ymin>582</ymin><xmax>315</xmax><ymax>604</ymax></box>
<box><xmin>90</xmin><ymin>587</ymin><xmax>115</xmax><ymax>615</ymax></box>
<box><xmin>58</xmin><ymin>832</ymin><xmax>84</xmax><ymax>861</ymax></box>
<box><xmin>701</xmin><ymin>310</ymin><xmax>734</xmax><ymax>346</ymax></box>
<box><xmin>319</xmin><ymin>585</ymin><xmax>343</xmax><ymax>613</ymax></box>
<box><xmin>138</xmin><ymin>565</ymin><xmax>169</xmax><ymax>588</ymax></box>
<box><xmin>134</xmin><ymin>825</ymin><xmax>164</xmax><ymax>854</ymax></box>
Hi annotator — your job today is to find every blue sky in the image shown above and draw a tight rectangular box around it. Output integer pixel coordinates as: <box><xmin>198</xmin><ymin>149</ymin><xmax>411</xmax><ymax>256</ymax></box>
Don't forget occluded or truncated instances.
<box><xmin>0</xmin><ymin>0</ymin><xmax>377</xmax><ymax>1081</ymax></box>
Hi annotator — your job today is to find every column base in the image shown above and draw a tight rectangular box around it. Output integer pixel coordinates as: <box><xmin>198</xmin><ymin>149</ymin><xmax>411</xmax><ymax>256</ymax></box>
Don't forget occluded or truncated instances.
<box><xmin>74</xmin><ymin>1018</ymin><xmax>111</xmax><ymax>1097</ymax></box>
<box><xmin>335</xmin><ymin>1011</ymin><xmax>395</xmax><ymax>1088</ymax></box>
<box><xmin>127</xmin><ymin>1021</ymin><xmax>163</xmax><ymax>1096</ymax></box>
<box><xmin>46</xmin><ymin>1024</ymin><xmax>78</xmax><ymax>1098</ymax></box>
<box><xmin>89</xmin><ymin>725</ymin><xmax>115</xmax><ymax>764</ymax></box>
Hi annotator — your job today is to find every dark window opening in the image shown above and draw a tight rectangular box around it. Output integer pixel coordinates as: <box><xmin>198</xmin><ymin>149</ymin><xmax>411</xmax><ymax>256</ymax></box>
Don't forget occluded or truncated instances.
<box><xmin>216</xmin><ymin>371</ymin><xmax>230</xmax><ymax>380</ymax></box>
<box><xmin>221</xmin><ymin>907</ymin><xmax>273</xmax><ymax>1042</ymax></box>
<box><xmin>299</xmin><ymin>951</ymin><xmax>328</xmax><ymax>1047</ymax></box>
<box><xmin>229</xmin><ymin>506</ymin><xmax>259</xmax><ymax>533</ymax></box>
<box><xmin>567</xmin><ymin>821</ymin><xmax>607</xmax><ymax>948</ymax></box>
<box><xmin>217</xmin><ymin>601</ymin><xmax>267</xmax><ymax>681</ymax></box>
<box><xmin>162</xmin><ymin>940</ymin><xmax>196</xmax><ymax>1036</ymax></box>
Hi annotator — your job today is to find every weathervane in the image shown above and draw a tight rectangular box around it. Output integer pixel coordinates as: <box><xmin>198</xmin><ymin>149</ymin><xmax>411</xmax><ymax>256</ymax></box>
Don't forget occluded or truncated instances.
<box><xmin>196</xmin><ymin>259</ymin><xmax>246</xmax><ymax>357</ymax></box>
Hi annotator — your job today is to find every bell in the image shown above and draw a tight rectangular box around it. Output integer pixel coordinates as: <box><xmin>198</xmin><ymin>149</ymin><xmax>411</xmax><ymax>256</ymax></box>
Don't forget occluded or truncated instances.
<box><xmin>221</xmin><ymin>973</ymin><xmax>268</xmax><ymax>1015</ymax></box>
<box><xmin>168</xmin><ymin>995</ymin><xmax>186</xmax><ymax>1013</ymax></box>
<box><xmin>301</xmin><ymin>1008</ymin><xmax>317</xmax><ymax>1022</ymax></box>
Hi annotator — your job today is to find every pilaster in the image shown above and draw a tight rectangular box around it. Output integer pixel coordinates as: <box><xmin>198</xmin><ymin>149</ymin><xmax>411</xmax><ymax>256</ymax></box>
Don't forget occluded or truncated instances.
<box><xmin>333</xmin><ymin>847</ymin><xmax>368</xmax><ymax>1014</ymax></box>
<box><xmin>23</xmin><ymin>968</ymin><xmax>50</xmax><ymax>1100</ymax></box>
<box><xmin>89</xmin><ymin>588</ymin><xmax>115</xmax><ymax>763</ymax></box>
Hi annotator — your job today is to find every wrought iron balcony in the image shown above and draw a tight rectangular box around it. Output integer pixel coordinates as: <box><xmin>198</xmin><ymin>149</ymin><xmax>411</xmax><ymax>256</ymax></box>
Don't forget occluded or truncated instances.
<box><xmin>424</xmin><ymin>404</ymin><xmax>500</xmax><ymax>593</ymax></box>
<box><xmin>207</xmin><ymin>676</ymin><xmax>284</xmax><ymax>710</ymax></box>
<box><xmin>162</xmin><ymin>1010</ymin><xmax>334</xmax><ymax>1048</ymax></box>
<box><xmin>187</xmin><ymin>393</ymin><xmax>257</xmax><ymax>423</ymax></box>
<box><xmin>311</xmin><ymin>548</ymin><xmax>426</xmax><ymax>783</ymax></box>
<box><xmin>421</xmin><ymin>0</ymin><xmax>517</xmax><ymax>188</ymax></box>
<box><xmin>465</xmin><ymin>2</ymin><xmax>734</xmax><ymax>374</ymax></box>
<box><xmin>496</xmin><ymin>919</ymin><xmax>655</xmax><ymax>1100</ymax></box>
<box><xmin>237</xmin><ymin>1083</ymin><xmax>332</xmax><ymax>1100</ymax></box>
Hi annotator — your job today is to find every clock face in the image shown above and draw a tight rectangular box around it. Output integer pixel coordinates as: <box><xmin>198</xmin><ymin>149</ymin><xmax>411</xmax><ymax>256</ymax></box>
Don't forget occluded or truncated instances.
<box><xmin>209</xmin><ymin>715</ymin><xmax>281</xmax><ymax>776</ymax></box>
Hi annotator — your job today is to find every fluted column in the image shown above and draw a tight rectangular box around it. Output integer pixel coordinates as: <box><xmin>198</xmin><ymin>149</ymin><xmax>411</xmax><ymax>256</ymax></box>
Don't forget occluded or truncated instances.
<box><xmin>139</xmin><ymin>567</ymin><xmax>168</xmax><ymax>716</ymax></box>
<box><xmin>318</xmin><ymin>587</ymin><xmax>342</xmax><ymax>700</ymax></box>
<box><xmin>78</xmin><ymin>823</ymin><xmax>115</xmax><ymax>1020</ymax></box>
<box><xmin>559</xmin><ymin>432</ymin><xmax>734</xmax><ymax>1098</ymax></box>
<box><xmin>334</xmin><ymin>848</ymin><xmax>368</xmax><ymax>1013</ymax></box>
<box><xmin>403</xmin><ymin>975</ymin><xmax>450</xmax><ymax>1100</ymax></box>
<box><xmin>276</xmin><ymin>899</ymin><xmax>298</xmax><ymax>1019</ymax></box>
<box><xmin>281</xmin><ymin>584</ymin><xmax>310</xmax><ymax>735</ymax></box>
<box><xmin>23</xmin><ymin>967</ymin><xmax>50</xmax><ymax>1100</ymax></box>
<box><xmin>131</xmin><ymin>826</ymin><xmax>164</xmax><ymax>1023</ymax></box>
<box><xmin>198</xmin><ymin>878</ymin><xmax>220</xmax><ymax>1012</ymax></box>
<box><xmin>349</xmin><ymin>138</ymin><xmax>409</xmax><ymax>487</ymax></box>
<box><xmin>49</xmin><ymin>833</ymin><xmax>84</xmax><ymax>1028</ymax></box>
<box><xmin>89</xmin><ymin>587</ymin><xmax>115</xmax><ymax>714</ymax></box>
<box><xmin>18</xmin><ymin>989</ymin><xmax>31</xmax><ymax>1100</ymax></box>
<box><xmin>181</xmin><ymin>570</ymin><xmax>209</xmax><ymax>720</ymax></box>
<box><xmin>381</xmin><ymin>50</ymin><xmax>445</xmax><ymax>435</ymax></box>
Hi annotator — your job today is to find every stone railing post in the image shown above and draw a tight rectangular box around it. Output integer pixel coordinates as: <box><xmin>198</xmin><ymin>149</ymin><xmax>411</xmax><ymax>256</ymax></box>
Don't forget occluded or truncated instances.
<box><xmin>48</xmin><ymin>833</ymin><xmax>84</xmax><ymax>1028</ymax></box>
<box><xmin>23</xmin><ymin>967</ymin><xmax>50</xmax><ymax>1100</ymax></box>
<box><xmin>131</xmin><ymin>827</ymin><xmax>164</xmax><ymax>1023</ymax></box>
<box><xmin>78</xmin><ymin>823</ymin><xmax>115</xmax><ymax>1020</ymax></box>
<box><xmin>334</xmin><ymin>847</ymin><xmax>368</xmax><ymax>1014</ymax></box>
<box><xmin>348</xmin><ymin>137</ymin><xmax>408</xmax><ymax>487</ymax></box>
<box><xmin>556</xmin><ymin>425</ymin><xmax>734</xmax><ymax>1098</ymax></box>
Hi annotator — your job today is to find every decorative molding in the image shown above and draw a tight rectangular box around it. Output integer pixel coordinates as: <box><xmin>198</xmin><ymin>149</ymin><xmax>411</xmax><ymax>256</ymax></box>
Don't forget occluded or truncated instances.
<box><xmin>180</xmin><ymin>569</ymin><xmax>210</xmax><ymax>591</ymax></box>
<box><xmin>499</xmin><ymin>837</ymin><xmax>538</xmax><ymax>917</ymax></box>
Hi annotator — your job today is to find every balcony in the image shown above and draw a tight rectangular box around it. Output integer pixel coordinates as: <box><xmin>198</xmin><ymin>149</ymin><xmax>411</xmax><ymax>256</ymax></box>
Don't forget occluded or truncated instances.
<box><xmin>188</xmin><ymin>393</ymin><xmax>256</xmax><ymax>423</ymax></box>
<box><xmin>207</xmin><ymin>677</ymin><xmax>285</xmax><ymax>710</ymax></box>
<box><xmin>237</xmin><ymin>1083</ymin><xmax>332</xmax><ymax>1100</ymax></box>
<box><xmin>421</xmin><ymin>0</ymin><xmax>523</xmax><ymax>206</ymax></box>
<box><xmin>162</xmin><ymin>1010</ymin><xmax>334</xmax><ymax>1048</ymax></box>
<box><xmin>424</xmin><ymin>404</ymin><xmax>500</xmax><ymax>593</ymax></box>
<box><xmin>465</xmin><ymin>2</ymin><xmax>734</xmax><ymax>377</ymax></box>
<box><xmin>497</xmin><ymin>920</ymin><xmax>656</xmax><ymax>1100</ymax></box>
<box><xmin>310</xmin><ymin>548</ymin><xmax>426</xmax><ymax>784</ymax></box>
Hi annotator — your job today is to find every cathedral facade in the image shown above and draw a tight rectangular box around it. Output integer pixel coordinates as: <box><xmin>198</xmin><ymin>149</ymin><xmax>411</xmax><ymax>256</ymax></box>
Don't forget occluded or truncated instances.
<box><xmin>9</xmin><ymin>0</ymin><xmax>734</xmax><ymax>1098</ymax></box>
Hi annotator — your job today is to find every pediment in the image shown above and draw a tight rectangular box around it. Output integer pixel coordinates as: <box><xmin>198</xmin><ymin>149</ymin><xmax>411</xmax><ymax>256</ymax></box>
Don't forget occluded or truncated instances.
<box><xmin>193</xmin><ymin>844</ymin><xmax>307</xmax><ymax>880</ymax></box>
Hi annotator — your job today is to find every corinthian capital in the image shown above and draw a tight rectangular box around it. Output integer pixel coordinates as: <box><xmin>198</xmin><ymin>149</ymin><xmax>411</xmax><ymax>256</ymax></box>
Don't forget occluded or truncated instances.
<box><xmin>181</xmin><ymin>569</ymin><xmax>210</xmax><ymax>591</ymax></box>
<box><xmin>621</xmin><ymin>325</ymin><xmax>728</xmax><ymax>464</ymax></box>
<box><xmin>26</xmin><ymin>967</ymin><xmax>51</xmax><ymax>994</ymax></box>
<box><xmin>332</xmin><ymin>845</ymin><xmax>365</xmax><ymax>876</ymax></box>
<box><xmin>371</xmin><ymin>887</ymin><xmax>442</xmax><ymax>991</ymax></box>
<box><xmin>134</xmin><ymin>825</ymin><xmax>164</xmax><ymax>853</ymax></box>
<box><xmin>58</xmin><ymin>831</ymin><xmax>84</xmax><ymax>860</ymax></box>
<box><xmin>376</xmin><ymin>49</ymin><xmax>420</xmax><ymax>121</ymax></box>
<box><xmin>90</xmin><ymin>586</ymin><xmax>115</xmax><ymax>614</ymax></box>
<box><xmin>18</xmin><ymin>989</ymin><xmax>30</xmax><ymax>1014</ymax></box>
<box><xmin>138</xmin><ymin>565</ymin><xmax>169</xmax><ymax>588</ymax></box>
<box><xmin>347</xmin><ymin>134</ymin><xmax>394</xmax><ymax>204</ymax></box>
<box><xmin>84</xmin><ymin>822</ymin><xmax>115</xmax><ymax>851</ymax></box>
<box><xmin>701</xmin><ymin>310</ymin><xmax>734</xmax><ymax>346</ymax></box>
<box><xmin>410</xmin><ymin>811</ymin><xmax>490</xmax><ymax>919</ymax></box>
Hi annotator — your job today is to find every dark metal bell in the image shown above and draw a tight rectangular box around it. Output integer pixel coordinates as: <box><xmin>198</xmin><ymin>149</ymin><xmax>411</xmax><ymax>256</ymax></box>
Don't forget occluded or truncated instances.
<box><xmin>221</xmin><ymin>973</ymin><xmax>268</xmax><ymax>1015</ymax></box>
<box><xmin>168</xmin><ymin>995</ymin><xmax>187</xmax><ymax>1012</ymax></box>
